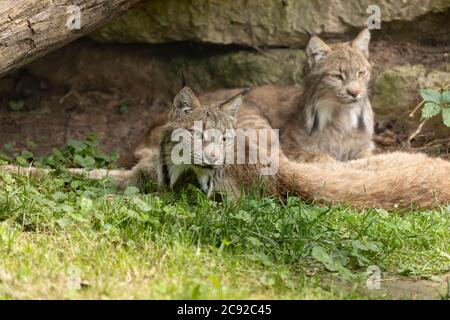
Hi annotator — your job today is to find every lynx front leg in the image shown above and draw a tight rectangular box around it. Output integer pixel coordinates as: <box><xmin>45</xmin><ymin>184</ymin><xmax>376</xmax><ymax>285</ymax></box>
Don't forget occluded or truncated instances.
<box><xmin>197</xmin><ymin>175</ymin><xmax>214</xmax><ymax>197</ymax></box>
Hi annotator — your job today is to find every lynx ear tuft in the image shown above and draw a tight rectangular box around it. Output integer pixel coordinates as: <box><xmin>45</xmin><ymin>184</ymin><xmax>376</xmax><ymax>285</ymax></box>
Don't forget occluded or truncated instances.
<box><xmin>220</xmin><ymin>93</ymin><xmax>243</xmax><ymax>120</ymax></box>
<box><xmin>306</xmin><ymin>36</ymin><xmax>331</xmax><ymax>67</ymax></box>
<box><xmin>173</xmin><ymin>87</ymin><xmax>201</xmax><ymax>114</ymax></box>
<box><xmin>351</xmin><ymin>28</ymin><xmax>371</xmax><ymax>59</ymax></box>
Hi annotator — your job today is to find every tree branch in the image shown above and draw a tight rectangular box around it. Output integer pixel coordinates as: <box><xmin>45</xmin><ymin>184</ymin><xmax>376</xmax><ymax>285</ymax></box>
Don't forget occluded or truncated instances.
<box><xmin>0</xmin><ymin>0</ymin><xmax>147</xmax><ymax>77</ymax></box>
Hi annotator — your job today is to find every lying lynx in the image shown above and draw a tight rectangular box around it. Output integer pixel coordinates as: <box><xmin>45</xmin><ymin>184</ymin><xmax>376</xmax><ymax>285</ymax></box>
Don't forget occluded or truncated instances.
<box><xmin>224</xmin><ymin>112</ymin><xmax>450</xmax><ymax>210</ymax></box>
<box><xmin>125</xmin><ymin>87</ymin><xmax>241</xmax><ymax>196</ymax></box>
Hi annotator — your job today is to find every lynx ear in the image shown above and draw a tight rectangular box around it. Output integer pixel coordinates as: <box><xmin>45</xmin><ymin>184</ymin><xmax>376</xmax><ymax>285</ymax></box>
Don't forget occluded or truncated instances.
<box><xmin>173</xmin><ymin>87</ymin><xmax>201</xmax><ymax>114</ymax></box>
<box><xmin>351</xmin><ymin>28</ymin><xmax>370</xmax><ymax>59</ymax></box>
<box><xmin>220</xmin><ymin>93</ymin><xmax>243</xmax><ymax>120</ymax></box>
<box><xmin>306</xmin><ymin>36</ymin><xmax>331</xmax><ymax>66</ymax></box>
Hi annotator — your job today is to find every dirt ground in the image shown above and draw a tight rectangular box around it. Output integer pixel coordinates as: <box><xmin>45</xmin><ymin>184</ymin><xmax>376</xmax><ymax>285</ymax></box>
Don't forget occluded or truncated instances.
<box><xmin>369</xmin><ymin>40</ymin><xmax>449</xmax><ymax>70</ymax></box>
<box><xmin>0</xmin><ymin>40</ymin><xmax>449</xmax><ymax>167</ymax></box>
<box><xmin>326</xmin><ymin>272</ymin><xmax>450</xmax><ymax>300</ymax></box>
<box><xmin>0</xmin><ymin>81</ymin><xmax>167</xmax><ymax>167</ymax></box>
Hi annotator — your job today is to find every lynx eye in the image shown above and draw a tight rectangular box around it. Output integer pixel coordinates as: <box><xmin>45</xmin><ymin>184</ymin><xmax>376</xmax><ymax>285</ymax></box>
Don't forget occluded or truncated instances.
<box><xmin>358</xmin><ymin>70</ymin><xmax>367</xmax><ymax>78</ymax></box>
<box><xmin>331</xmin><ymin>73</ymin><xmax>344</xmax><ymax>81</ymax></box>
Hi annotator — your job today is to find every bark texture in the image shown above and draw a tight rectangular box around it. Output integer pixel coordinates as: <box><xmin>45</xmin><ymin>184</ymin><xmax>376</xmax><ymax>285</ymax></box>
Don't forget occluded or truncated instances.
<box><xmin>0</xmin><ymin>0</ymin><xmax>147</xmax><ymax>77</ymax></box>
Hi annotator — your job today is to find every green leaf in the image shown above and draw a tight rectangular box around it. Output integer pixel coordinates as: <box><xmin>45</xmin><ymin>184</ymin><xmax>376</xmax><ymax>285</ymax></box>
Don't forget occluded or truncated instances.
<box><xmin>234</xmin><ymin>210</ymin><xmax>252</xmax><ymax>223</ymax></box>
<box><xmin>443</xmin><ymin>91</ymin><xmax>450</xmax><ymax>104</ymax></box>
<box><xmin>118</xmin><ymin>101</ymin><xmax>129</xmax><ymax>115</ymax></box>
<box><xmin>52</xmin><ymin>191</ymin><xmax>68</xmax><ymax>202</ymax></box>
<box><xmin>83</xmin><ymin>156</ymin><xmax>96</xmax><ymax>168</ymax></box>
<box><xmin>74</xmin><ymin>154</ymin><xmax>85</xmax><ymax>167</ymax></box>
<box><xmin>3</xmin><ymin>143</ymin><xmax>14</xmax><ymax>152</ymax></box>
<box><xmin>15</xmin><ymin>156</ymin><xmax>28</xmax><ymax>166</ymax></box>
<box><xmin>208</xmin><ymin>275</ymin><xmax>222</xmax><ymax>289</ymax></box>
<box><xmin>124</xmin><ymin>186</ymin><xmax>140</xmax><ymax>196</ymax></box>
<box><xmin>442</xmin><ymin>108</ymin><xmax>450</xmax><ymax>128</ymax></box>
<box><xmin>352</xmin><ymin>240</ymin><xmax>380</xmax><ymax>252</ymax></box>
<box><xmin>26</xmin><ymin>140</ymin><xmax>37</xmax><ymax>150</ymax></box>
<box><xmin>420</xmin><ymin>89</ymin><xmax>442</xmax><ymax>104</ymax></box>
<box><xmin>21</xmin><ymin>150</ymin><xmax>34</xmax><ymax>160</ymax></box>
<box><xmin>132</xmin><ymin>198</ymin><xmax>151</xmax><ymax>212</ymax></box>
<box><xmin>0</xmin><ymin>152</ymin><xmax>12</xmax><ymax>162</ymax></box>
<box><xmin>9</xmin><ymin>100</ymin><xmax>25</xmax><ymax>111</ymax></box>
<box><xmin>247</xmin><ymin>236</ymin><xmax>262</xmax><ymax>247</ymax></box>
<box><xmin>350</xmin><ymin>249</ymin><xmax>371</xmax><ymax>265</ymax></box>
<box><xmin>55</xmin><ymin>218</ymin><xmax>71</xmax><ymax>229</ymax></box>
<box><xmin>67</xmin><ymin>139</ymin><xmax>86</xmax><ymax>152</ymax></box>
<box><xmin>334</xmin><ymin>263</ymin><xmax>354</xmax><ymax>280</ymax></box>
<box><xmin>365</xmin><ymin>241</ymin><xmax>380</xmax><ymax>252</ymax></box>
<box><xmin>221</xmin><ymin>239</ymin><xmax>233</xmax><ymax>246</ymax></box>
<box><xmin>79</xmin><ymin>197</ymin><xmax>93</xmax><ymax>213</ymax></box>
<box><xmin>190</xmin><ymin>284</ymin><xmax>201</xmax><ymax>300</ymax></box>
<box><xmin>421</xmin><ymin>102</ymin><xmax>441</xmax><ymax>119</ymax></box>
<box><xmin>70</xmin><ymin>180</ymin><xmax>81</xmax><ymax>189</ymax></box>
<box><xmin>311</xmin><ymin>245</ymin><xmax>337</xmax><ymax>271</ymax></box>
<box><xmin>260</xmin><ymin>273</ymin><xmax>276</xmax><ymax>287</ymax></box>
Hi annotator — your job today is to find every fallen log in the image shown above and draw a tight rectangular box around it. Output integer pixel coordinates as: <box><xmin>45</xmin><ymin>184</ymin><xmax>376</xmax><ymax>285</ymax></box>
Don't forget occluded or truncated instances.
<box><xmin>1</xmin><ymin>164</ymin><xmax>127</xmax><ymax>183</ymax></box>
<box><xmin>0</xmin><ymin>0</ymin><xmax>147</xmax><ymax>77</ymax></box>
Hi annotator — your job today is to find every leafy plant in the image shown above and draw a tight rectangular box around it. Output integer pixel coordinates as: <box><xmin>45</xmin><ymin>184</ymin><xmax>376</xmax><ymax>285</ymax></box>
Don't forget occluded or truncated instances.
<box><xmin>118</xmin><ymin>100</ymin><xmax>129</xmax><ymax>115</ymax></box>
<box><xmin>0</xmin><ymin>134</ymin><xmax>118</xmax><ymax>170</ymax></box>
<box><xmin>408</xmin><ymin>86</ymin><xmax>450</xmax><ymax>144</ymax></box>
<box><xmin>8</xmin><ymin>99</ymin><xmax>25</xmax><ymax>111</ymax></box>
<box><xmin>419</xmin><ymin>87</ymin><xmax>450</xmax><ymax>126</ymax></box>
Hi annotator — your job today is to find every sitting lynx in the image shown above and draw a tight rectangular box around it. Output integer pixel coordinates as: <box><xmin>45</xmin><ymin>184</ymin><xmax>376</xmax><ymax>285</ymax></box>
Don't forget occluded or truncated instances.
<box><xmin>282</xmin><ymin>29</ymin><xmax>374</xmax><ymax>161</ymax></box>
<box><xmin>230</xmin><ymin>29</ymin><xmax>374</xmax><ymax>162</ymax></box>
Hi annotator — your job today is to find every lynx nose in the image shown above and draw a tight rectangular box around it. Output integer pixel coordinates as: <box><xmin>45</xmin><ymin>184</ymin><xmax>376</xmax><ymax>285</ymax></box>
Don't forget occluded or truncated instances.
<box><xmin>203</xmin><ymin>144</ymin><xmax>223</xmax><ymax>166</ymax></box>
<box><xmin>347</xmin><ymin>84</ymin><xmax>362</xmax><ymax>98</ymax></box>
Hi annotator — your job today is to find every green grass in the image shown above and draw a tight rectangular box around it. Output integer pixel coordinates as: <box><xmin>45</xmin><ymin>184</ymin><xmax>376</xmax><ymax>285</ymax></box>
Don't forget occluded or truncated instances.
<box><xmin>0</xmin><ymin>167</ymin><xmax>449</xmax><ymax>299</ymax></box>
<box><xmin>0</xmin><ymin>137</ymin><xmax>449</xmax><ymax>299</ymax></box>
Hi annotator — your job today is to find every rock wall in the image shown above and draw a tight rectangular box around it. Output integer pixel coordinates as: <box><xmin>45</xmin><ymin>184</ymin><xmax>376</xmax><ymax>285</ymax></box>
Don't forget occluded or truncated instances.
<box><xmin>27</xmin><ymin>40</ymin><xmax>307</xmax><ymax>98</ymax></box>
<box><xmin>92</xmin><ymin>0</ymin><xmax>450</xmax><ymax>46</ymax></box>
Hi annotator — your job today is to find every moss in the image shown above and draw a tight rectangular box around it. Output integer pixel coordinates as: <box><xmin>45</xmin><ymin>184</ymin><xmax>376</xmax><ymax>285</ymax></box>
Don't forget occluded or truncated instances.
<box><xmin>171</xmin><ymin>49</ymin><xmax>307</xmax><ymax>93</ymax></box>
<box><xmin>373</xmin><ymin>65</ymin><xmax>426</xmax><ymax>115</ymax></box>
<box><xmin>426</xmin><ymin>70</ymin><xmax>450</xmax><ymax>88</ymax></box>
